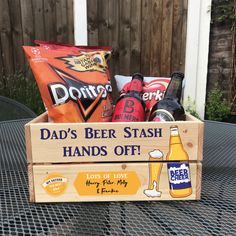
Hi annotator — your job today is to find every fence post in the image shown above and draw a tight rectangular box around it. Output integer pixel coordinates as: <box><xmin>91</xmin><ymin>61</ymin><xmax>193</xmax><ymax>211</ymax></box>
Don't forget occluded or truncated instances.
<box><xmin>74</xmin><ymin>0</ymin><xmax>88</xmax><ymax>45</ymax></box>
<box><xmin>184</xmin><ymin>0</ymin><xmax>212</xmax><ymax>119</ymax></box>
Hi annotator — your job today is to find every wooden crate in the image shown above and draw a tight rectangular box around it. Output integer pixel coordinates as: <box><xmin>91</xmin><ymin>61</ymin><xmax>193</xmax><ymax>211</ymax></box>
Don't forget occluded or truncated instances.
<box><xmin>25</xmin><ymin>113</ymin><xmax>204</xmax><ymax>202</ymax></box>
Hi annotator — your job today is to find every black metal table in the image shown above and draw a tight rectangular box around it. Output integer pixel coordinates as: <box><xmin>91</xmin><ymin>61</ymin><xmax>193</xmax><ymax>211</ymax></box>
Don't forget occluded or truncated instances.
<box><xmin>0</xmin><ymin>119</ymin><xmax>236</xmax><ymax>236</ymax></box>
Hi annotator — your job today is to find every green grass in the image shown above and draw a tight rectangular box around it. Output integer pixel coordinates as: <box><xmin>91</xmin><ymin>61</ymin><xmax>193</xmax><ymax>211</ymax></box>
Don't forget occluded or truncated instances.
<box><xmin>0</xmin><ymin>72</ymin><xmax>45</xmax><ymax>115</ymax></box>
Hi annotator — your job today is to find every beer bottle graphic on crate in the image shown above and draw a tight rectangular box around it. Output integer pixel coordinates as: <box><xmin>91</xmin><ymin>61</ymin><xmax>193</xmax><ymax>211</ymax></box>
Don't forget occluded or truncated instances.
<box><xmin>166</xmin><ymin>126</ymin><xmax>192</xmax><ymax>198</ymax></box>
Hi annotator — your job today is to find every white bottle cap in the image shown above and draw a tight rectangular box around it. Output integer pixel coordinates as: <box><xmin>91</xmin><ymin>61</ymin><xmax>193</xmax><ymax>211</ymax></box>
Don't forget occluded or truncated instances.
<box><xmin>170</xmin><ymin>126</ymin><xmax>179</xmax><ymax>136</ymax></box>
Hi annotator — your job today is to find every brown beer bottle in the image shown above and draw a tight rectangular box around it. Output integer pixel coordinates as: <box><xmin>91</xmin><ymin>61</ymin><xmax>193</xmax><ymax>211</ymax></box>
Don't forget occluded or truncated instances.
<box><xmin>149</xmin><ymin>72</ymin><xmax>185</xmax><ymax>121</ymax></box>
<box><xmin>112</xmin><ymin>73</ymin><xmax>145</xmax><ymax>122</ymax></box>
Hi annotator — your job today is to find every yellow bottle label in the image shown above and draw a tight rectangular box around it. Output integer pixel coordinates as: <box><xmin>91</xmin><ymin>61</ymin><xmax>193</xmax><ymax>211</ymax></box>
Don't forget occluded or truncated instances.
<box><xmin>74</xmin><ymin>171</ymin><xmax>140</xmax><ymax>196</ymax></box>
<box><xmin>42</xmin><ymin>173</ymin><xmax>68</xmax><ymax>196</ymax></box>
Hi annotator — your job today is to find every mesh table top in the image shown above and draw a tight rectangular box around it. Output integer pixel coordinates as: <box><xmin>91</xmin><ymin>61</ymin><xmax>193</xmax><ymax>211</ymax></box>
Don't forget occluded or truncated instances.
<box><xmin>0</xmin><ymin>119</ymin><xmax>236</xmax><ymax>236</ymax></box>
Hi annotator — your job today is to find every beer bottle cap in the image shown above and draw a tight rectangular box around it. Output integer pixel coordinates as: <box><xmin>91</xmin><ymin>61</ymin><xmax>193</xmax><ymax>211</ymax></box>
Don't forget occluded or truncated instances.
<box><xmin>170</xmin><ymin>126</ymin><xmax>179</xmax><ymax>136</ymax></box>
<box><xmin>171</xmin><ymin>71</ymin><xmax>184</xmax><ymax>79</ymax></box>
<box><xmin>132</xmin><ymin>73</ymin><xmax>144</xmax><ymax>82</ymax></box>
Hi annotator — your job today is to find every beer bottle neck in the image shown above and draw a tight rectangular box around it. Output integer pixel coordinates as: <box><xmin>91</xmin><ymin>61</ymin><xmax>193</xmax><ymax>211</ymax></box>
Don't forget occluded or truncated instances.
<box><xmin>169</xmin><ymin>127</ymin><xmax>182</xmax><ymax>145</ymax></box>
<box><xmin>170</xmin><ymin>135</ymin><xmax>182</xmax><ymax>145</ymax></box>
<box><xmin>164</xmin><ymin>73</ymin><xmax>184</xmax><ymax>103</ymax></box>
<box><xmin>128</xmin><ymin>74</ymin><xmax>143</xmax><ymax>93</ymax></box>
<box><xmin>167</xmin><ymin>127</ymin><xmax>189</xmax><ymax>161</ymax></box>
<box><xmin>167</xmin><ymin>134</ymin><xmax>183</xmax><ymax>161</ymax></box>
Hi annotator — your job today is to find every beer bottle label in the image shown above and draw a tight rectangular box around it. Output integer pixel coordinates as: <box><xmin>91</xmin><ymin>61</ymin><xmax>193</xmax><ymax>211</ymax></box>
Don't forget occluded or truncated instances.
<box><xmin>150</xmin><ymin>109</ymin><xmax>175</xmax><ymax>122</ymax></box>
<box><xmin>112</xmin><ymin>97</ymin><xmax>145</xmax><ymax>122</ymax></box>
<box><xmin>167</xmin><ymin>162</ymin><xmax>191</xmax><ymax>190</ymax></box>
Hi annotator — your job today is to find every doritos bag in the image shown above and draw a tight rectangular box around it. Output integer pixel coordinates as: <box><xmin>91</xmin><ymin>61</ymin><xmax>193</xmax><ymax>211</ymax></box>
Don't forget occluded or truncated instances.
<box><xmin>23</xmin><ymin>45</ymin><xmax>113</xmax><ymax>123</ymax></box>
<box><xmin>114</xmin><ymin>75</ymin><xmax>170</xmax><ymax>120</ymax></box>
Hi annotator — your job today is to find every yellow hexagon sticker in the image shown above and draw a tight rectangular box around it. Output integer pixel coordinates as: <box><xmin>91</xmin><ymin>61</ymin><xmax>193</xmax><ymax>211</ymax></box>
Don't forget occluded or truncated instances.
<box><xmin>74</xmin><ymin>171</ymin><xmax>141</xmax><ymax>196</ymax></box>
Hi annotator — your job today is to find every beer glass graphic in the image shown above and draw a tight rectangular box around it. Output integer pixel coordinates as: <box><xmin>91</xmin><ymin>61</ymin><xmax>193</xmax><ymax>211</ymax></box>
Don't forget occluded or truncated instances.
<box><xmin>144</xmin><ymin>149</ymin><xmax>163</xmax><ymax>197</ymax></box>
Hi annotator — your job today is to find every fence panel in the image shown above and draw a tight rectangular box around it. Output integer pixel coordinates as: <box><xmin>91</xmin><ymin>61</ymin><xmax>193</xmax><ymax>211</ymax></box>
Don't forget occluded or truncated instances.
<box><xmin>87</xmin><ymin>0</ymin><xmax>188</xmax><ymax>77</ymax></box>
<box><xmin>0</xmin><ymin>0</ymin><xmax>74</xmax><ymax>76</ymax></box>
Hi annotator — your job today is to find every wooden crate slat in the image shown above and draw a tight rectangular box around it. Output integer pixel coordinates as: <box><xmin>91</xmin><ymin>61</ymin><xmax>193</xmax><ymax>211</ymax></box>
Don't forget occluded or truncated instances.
<box><xmin>31</xmin><ymin>162</ymin><xmax>201</xmax><ymax>202</ymax></box>
<box><xmin>26</xmin><ymin>113</ymin><xmax>203</xmax><ymax>164</ymax></box>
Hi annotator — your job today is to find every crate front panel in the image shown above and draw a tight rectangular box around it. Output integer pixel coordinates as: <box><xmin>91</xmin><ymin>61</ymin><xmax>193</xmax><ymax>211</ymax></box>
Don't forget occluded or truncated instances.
<box><xmin>31</xmin><ymin>162</ymin><xmax>201</xmax><ymax>202</ymax></box>
<box><xmin>29</xmin><ymin>120</ymin><xmax>203</xmax><ymax>163</ymax></box>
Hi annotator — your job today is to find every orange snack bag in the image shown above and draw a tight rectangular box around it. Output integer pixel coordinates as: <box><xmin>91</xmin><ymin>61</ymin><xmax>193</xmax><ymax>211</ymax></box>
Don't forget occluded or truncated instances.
<box><xmin>23</xmin><ymin>46</ymin><xmax>113</xmax><ymax>123</ymax></box>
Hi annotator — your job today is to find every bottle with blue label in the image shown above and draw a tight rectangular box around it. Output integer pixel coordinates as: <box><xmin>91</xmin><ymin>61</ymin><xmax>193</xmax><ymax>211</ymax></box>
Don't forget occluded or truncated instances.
<box><xmin>167</xmin><ymin>126</ymin><xmax>192</xmax><ymax>198</ymax></box>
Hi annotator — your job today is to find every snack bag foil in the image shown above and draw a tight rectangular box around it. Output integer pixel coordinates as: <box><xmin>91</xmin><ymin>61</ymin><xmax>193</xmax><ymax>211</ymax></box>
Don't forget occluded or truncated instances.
<box><xmin>23</xmin><ymin>46</ymin><xmax>113</xmax><ymax>123</ymax></box>
<box><xmin>114</xmin><ymin>75</ymin><xmax>170</xmax><ymax>120</ymax></box>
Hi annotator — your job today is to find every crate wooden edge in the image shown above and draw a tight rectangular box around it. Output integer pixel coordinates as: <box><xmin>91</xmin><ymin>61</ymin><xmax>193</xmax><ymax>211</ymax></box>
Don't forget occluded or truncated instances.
<box><xmin>31</xmin><ymin>162</ymin><xmax>202</xmax><ymax>202</ymax></box>
<box><xmin>33</xmin><ymin>198</ymin><xmax>200</xmax><ymax>203</ymax></box>
<box><xmin>25</xmin><ymin>124</ymin><xmax>35</xmax><ymax>202</ymax></box>
<box><xmin>26</xmin><ymin>112</ymin><xmax>204</xmax><ymax>164</ymax></box>
<box><xmin>186</xmin><ymin>113</ymin><xmax>204</xmax><ymax>163</ymax></box>
<box><xmin>25</xmin><ymin>112</ymin><xmax>49</xmax><ymax>201</ymax></box>
<box><xmin>27</xmin><ymin>112</ymin><xmax>203</xmax><ymax>126</ymax></box>
<box><xmin>198</xmin><ymin>122</ymin><xmax>204</xmax><ymax>162</ymax></box>
<box><xmin>196</xmin><ymin>162</ymin><xmax>202</xmax><ymax>200</ymax></box>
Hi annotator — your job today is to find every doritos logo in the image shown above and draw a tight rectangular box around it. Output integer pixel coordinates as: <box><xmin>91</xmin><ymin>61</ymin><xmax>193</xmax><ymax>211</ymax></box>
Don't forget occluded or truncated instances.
<box><xmin>57</xmin><ymin>51</ymin><xmax>109</xmax><ymax>73</ymax></box>
<box><xmin>48</xmin><ymin>66</ymin><xmax>112</xmax><ymax>121</ymax></box>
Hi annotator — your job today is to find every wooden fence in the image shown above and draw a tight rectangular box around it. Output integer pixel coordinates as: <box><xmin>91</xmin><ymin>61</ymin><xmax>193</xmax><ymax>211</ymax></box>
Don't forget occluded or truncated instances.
<box><xmin>87</xmin><ymin>0</ymin><xmax>188</xmax><ymax>77</ymax></box>
<box><xmin>0</xmin><ymin>0</ymin><xmax>188</xmax><ymax>78</ymax></box>
<box><xmin>0</xmin><ymin>0</ymin><xmax>74</xmax><ymax>76</ymax></box>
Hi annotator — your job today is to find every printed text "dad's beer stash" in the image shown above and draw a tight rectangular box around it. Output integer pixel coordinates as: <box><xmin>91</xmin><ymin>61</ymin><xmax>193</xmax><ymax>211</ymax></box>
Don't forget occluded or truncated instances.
<box><xmin>39</xmin><ymin>127</ymin><xmax>163</xmax><ymax>158</ymax></box>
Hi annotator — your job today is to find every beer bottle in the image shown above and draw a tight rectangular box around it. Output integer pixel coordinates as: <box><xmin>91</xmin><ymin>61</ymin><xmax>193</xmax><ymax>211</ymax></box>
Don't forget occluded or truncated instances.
<box><xmin>149</xmin><ymin>72</ymin><xmax>185</xmax><ymax>121</ymax></box>
<box><xmin>112</xmin><ymin>73</ymin><xmax>145</xmax><ymax>122</ymax></box>
<box><xmin>166</xmin><ymin>126</ymin><xmax>192</xmax><ymax>198</ymax></box>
